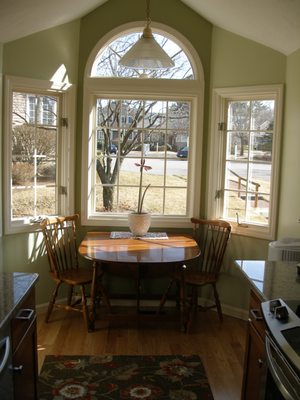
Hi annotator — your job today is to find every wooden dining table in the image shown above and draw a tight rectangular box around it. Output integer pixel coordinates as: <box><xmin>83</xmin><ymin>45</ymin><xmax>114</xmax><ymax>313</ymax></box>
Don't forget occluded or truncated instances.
<box><xmin>78</xmin><ymin>231</ymin><xmax>200</xmax><ymax>330</ymax></box>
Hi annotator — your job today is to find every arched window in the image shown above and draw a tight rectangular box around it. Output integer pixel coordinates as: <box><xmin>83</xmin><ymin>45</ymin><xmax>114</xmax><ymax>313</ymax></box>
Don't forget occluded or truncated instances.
<box><xmin>82</xmin><ymin>24</ymin><xmax>204</xmax><ymax>229</ymax></box>
<box><xmin>91</xmin><ymin>31</ymin><xmax>194</xmax><ymax>79</ymax></box>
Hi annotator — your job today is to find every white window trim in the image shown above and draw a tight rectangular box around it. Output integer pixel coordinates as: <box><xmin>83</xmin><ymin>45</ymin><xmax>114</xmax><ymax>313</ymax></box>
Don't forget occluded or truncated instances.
<box><xmin>207</xmin><ymin>84</ymin><xmax>284</xmax><ymax>240</ymax></box>
<box><xmin>81</xmin><ymin>23</ymin><xmax>204</xmax><ymax>229</ymax></box>
<box><xmin>4</xmin><ymin>75</ymin><xmax>76</xmax><ymax>234</ymax></box>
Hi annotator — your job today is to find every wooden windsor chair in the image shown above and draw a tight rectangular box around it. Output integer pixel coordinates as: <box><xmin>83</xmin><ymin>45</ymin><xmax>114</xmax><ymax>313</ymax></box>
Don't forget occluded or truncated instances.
<box><xmin>40</xmin><ymin>214</ymin><xmax>108</xmax><ymax>331</ymax></box>
<box><xmin>159</xmin><ymin>218</ymin><xmax>231</xmax><ymax>332</ymax></box>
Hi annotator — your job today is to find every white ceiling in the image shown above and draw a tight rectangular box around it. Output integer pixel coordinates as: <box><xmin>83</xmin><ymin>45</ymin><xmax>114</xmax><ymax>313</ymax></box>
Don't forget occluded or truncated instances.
<box><xmin>0</xmin><ymin>0</ymin><xmax>300</xmax><ymax>55</ymax></box>
<box><xmin>181</xmin><ymin>0</ymin><xmax>300</xmax><ymax>55</ymax></box>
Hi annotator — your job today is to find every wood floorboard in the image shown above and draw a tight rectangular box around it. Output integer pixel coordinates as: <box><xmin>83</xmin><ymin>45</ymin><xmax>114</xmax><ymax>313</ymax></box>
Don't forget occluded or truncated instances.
<box><xmin>37</xmin><ymin>308</ymin><xmax>247</xmax><ymax>400</ymax></box>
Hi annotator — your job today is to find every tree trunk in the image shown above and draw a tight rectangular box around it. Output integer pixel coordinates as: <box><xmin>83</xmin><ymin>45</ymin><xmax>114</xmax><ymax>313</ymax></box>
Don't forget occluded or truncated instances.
<box><xmin>103</xmin><ymin>186</ymin><xmax>114</xmax><ymax>211</ymax></box>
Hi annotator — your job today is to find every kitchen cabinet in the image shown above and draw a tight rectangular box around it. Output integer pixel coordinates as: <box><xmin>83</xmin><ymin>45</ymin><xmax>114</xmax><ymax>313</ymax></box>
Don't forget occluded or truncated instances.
<box><xmin>241</xmin><ymin>289</ymin><xmax>266</xmax><ymax>400</ymax></box>
<box><xmin>0</xmin><ymin>272</ymin><xmax>39</xmax><ymax>400</ymax></box>
<box><xmin>11</xmin><ymin>287</ymin><xmax>38</xmax><ymax>400</ymax></box>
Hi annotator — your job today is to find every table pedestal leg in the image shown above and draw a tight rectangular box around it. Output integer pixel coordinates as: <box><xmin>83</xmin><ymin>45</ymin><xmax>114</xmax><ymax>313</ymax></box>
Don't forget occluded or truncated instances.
<box><xmin>89</xmin><ymin>260</ymin><xmax>98</xmax><ymax>331</ymax></box>
<box><xmin>180</xmin><ymin>264</ymin><xmax>188</xmax><ymax>332</ymax></box>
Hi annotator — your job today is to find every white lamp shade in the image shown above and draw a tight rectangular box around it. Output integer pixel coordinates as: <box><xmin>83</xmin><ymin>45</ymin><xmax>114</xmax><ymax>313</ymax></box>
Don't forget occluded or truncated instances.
<box><xmin>119</xmin><ymin>34</ymin><xmax>175</xmax><ymax>70</ymax></box>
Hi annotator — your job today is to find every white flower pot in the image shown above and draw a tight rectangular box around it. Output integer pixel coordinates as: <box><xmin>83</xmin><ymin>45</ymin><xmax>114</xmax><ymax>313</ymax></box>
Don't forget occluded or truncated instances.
<box><xmin>128</xmin><ymin>212</ymin><xmax>151</xmax><ymax>237</ymax></box>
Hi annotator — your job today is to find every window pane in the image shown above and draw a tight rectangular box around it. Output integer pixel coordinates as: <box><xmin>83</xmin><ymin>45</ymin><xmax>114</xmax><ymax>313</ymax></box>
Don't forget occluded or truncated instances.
<box><xmin>225</xmin><ymin>162</ymin><xmax>248</xmax><ymax>191</ymax></box>
<box><xmin>248</xmin><ymin>163</ymin><xmax>271</xmax><ymax>194</ymax></box>
<box><xmin>36</xmin><ymin>187</ymin><xmax>56</xmax><ymax>215</ymax></box>
<box><xmin>143</xmin><ymin>187</ymin><xmax>164</xmax><ymax>214</ymax></box>
<box><xmin>227</xmin><ymin>101</ymin><xmax>250</xmax><ymax>130</ymax></box>
<box><xmin>12</xmin><ymin>160</ymin><xmax>34</xmax><ymax>186</ymax></box>
<box><xmin>250</xmin><ymin>100</ymin><xmax>274</xmax><ymax>130</ymax></box>
<box><xmin>168</xmin><ymin>101</ymin><xmax>190</xmax><ymax>130</ymax></box>
<box><xmin>164</xmin><ymin>188</ymin><xmax>187</xmax><ymax>215</ymax></box>
<box><xmin>166</xmin><ymin>159</ymin><xmax>187</xmax><ymax>186</ymax></box>
<box><xmin>223</xmin><ymin>190</ymin><xmax>246</xmax><ymax>221</ymax></box>
<box><xmin>37</xmin><ymin>159</ymin><xmax>56</xmax><ymax>184</ymax></box>
<box><xmin>250</xmin><ymin>132</ymin><xmax>272</xmax><ymax>162</ymax></box>
<box><xmin>247</xmin><ymin>194</ymin><xmax>270</xmax><ymax>224</ymax></box>
<box><xmin>12</xmin><ymin>188</ymin><xmax>34</xmax><ymax>218</ymax></box>
<box><xmin>226</xmin><ymin>132</ymin><xmax>249</xmax><ymax>160</ymax></box>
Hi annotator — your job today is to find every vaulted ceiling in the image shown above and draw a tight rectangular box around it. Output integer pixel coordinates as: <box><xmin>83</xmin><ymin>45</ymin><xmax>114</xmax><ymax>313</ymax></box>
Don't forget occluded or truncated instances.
<box><xmin>0</xmin><ymin>0</ymin><xmax>299</xmax><ymax>55</ymax></box>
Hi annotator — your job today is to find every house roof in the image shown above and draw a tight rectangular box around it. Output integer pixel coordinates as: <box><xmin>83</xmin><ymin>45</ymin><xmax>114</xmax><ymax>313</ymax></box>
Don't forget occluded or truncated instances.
<box><xmin>0</xmin><ymin>0</ymin><xmax>299</xmax><ymax>55</ymax></box>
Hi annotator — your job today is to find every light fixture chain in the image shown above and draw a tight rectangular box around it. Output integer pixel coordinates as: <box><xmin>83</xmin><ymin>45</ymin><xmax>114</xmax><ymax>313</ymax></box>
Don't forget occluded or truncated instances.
<box><xmin>146</xmin><ymin>0</ymin><xmax>151</xmax><ymax>26</ymax></box>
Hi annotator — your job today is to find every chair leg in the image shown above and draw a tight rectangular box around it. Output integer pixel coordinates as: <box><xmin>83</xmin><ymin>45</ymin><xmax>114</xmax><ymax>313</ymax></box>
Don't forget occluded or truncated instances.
<box><xmin>80</xmin><ymin>285</ymin><xmax>90</xmax><ymax>331</ymax></box>
<box><xmin>45</xmin><ymin>282</ymin><xmax>61</xmax><ymax>323</ymax></box>
<box><xmin>67</xmin><ymin>285</ymin><xmax>74</xmax><ymax>306</ymax></box>
<box><xmin>212</xmin><ymin>283</ymin><xmax>223</xmax><ymax>322</ymax></box>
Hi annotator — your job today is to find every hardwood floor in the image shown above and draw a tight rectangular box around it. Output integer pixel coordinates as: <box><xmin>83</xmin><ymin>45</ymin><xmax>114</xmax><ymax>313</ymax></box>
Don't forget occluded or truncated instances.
<box><xmin>37</xmin><ymin>308</ymin><xmax>247</xmax><ymax>400</ymax></box>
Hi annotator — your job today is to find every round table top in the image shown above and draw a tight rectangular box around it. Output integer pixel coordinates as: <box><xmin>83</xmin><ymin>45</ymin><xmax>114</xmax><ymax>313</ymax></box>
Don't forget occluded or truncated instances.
<box><xmin>78</xmin><ymin>232</ymin><xmax>200</xmax><ymax>265</ymax></box>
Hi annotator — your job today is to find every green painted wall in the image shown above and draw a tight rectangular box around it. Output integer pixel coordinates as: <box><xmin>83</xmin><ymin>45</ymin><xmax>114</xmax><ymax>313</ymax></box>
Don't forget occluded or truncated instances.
<box><xmin>210</xmin><ymin>27</ymin><xmax>286</xmax><ymax>88</ymax></box>
<box><xmin>0</xmin><ymin>3</ymin><xmax>299</xmax><ymax>314</ymax></box>
<box><xmin>278</xmin><ymin>49</ymin><xmax>300</xmax><ymax>237</ymax></box>
<box><xmin>3</xmin><ymin>20</ymin><xmax>80</xmax><ymax>82</ymax></box>
<box><xmin>1</xmin><ymin>21</ymin><xmax>81</xmax><ymax>304</ymax></box>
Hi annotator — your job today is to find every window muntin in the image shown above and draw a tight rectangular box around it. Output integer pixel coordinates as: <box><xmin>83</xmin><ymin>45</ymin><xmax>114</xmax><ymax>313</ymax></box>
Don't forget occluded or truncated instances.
<box><xmin>91</xmin><ymin>32</ymin><xmax>194</xmax><ymax>79</ymax></box>
<box><xmin>11</xmin><ymin>92</ymin><xmax>59</xmax><ymax>220</ymax></box>
<box><xmin>91</xmin><ymin>98</ymin><xmax>190</xmax><ymax>216</ymax></box>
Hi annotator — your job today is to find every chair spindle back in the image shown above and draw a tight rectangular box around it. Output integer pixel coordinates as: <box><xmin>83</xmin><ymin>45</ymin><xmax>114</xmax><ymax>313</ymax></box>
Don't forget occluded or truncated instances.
<box><xmin>41</xmin><ymin>214</ymin><xmax>79</xmax><ymax>278</ymax></box>
<box><xmin>191</xmin><ymin>218</ymin><xmax>231</xmax><ymax>278</ymax></box>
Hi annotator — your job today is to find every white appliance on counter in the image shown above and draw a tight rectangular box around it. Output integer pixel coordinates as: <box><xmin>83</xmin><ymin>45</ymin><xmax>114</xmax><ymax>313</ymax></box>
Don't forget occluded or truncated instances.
<box><xmin>268</xmin><ymin>238</ymin><xmax>300</xmax><ymax>261</ymax></box>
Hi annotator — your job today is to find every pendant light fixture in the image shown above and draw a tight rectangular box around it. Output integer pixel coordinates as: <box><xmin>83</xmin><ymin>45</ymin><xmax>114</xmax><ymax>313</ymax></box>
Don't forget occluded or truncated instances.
<box><xmin>119</xmin><ymin>0</ymin><xmax>175</xmax><ymax>70</ymax></box>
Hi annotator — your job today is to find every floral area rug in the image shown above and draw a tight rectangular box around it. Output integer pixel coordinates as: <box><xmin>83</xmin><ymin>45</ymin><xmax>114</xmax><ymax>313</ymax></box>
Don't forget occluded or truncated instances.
<box><xmin>38</xmin><ymin>354</ymin><xmax>214</xmax><ymax>399</ymax></box>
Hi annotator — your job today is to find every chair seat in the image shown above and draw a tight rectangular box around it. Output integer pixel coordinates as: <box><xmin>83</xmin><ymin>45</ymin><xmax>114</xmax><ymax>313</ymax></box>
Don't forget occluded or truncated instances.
<box><xmin>184</xmin><ymin>271</ymin><xmax>217</xmax><ymax>286</ymax></box>
<box><xmin>51</xmin><ymin>267</ymin><xmax>94</xmax><ymax>286</ymax></box>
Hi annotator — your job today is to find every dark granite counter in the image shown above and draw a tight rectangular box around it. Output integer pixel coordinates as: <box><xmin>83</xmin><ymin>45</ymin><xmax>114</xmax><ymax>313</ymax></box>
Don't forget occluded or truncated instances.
<box><xmin>0</xmin><ymin>272</ymin><xmax>39</xmax><ymax>330</ymax></box>
<box><xmin>235</xmin><ymin>260</ymin><xmax>300</xmax><ymax>301</ymax></box>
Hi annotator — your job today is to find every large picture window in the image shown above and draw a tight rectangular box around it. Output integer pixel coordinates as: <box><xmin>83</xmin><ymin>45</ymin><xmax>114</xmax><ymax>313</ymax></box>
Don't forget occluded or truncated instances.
<box><xmin>91</xmin><ymin>98</ymin><xmax>190</xmax><ymax>216</ymax></box>
<box><xmin>82</xmin><ymin>24</ymin><xmax>204</xmax><ymax>228</ymax></box>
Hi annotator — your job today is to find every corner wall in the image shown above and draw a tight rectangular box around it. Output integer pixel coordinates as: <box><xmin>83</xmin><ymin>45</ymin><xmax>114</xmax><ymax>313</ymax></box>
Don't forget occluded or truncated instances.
<box><xmin>209</xmin><ymin>27</ymin><xmax>287</xmax><ymax>311</ymax></box>
<box><xmin>278</xmin><ymin>49</ymin><xmax>300</xmax><ymax>237</ymax></box>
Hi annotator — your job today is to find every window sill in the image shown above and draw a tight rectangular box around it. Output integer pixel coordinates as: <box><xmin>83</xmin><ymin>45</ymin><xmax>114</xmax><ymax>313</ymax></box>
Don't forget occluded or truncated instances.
<box><xmin>82</xmin><ymin>214</ymin><xmax>193</xmax><ymax>230</ymax></box>
<box><xmin>229</xmin><ymin>221</ymin><xmax>275</xmax><ymax>240</ymax></box>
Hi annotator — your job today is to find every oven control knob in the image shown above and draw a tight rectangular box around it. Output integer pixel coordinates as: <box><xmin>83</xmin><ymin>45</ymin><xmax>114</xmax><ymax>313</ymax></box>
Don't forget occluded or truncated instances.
<box><xmin>275</xmin><ymin>305</ymin><xmax>289</xmax><ymax>321</ymax></box>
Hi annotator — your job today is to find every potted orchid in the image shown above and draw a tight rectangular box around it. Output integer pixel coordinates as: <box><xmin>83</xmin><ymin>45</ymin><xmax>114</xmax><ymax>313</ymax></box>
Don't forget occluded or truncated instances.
<box><xmin>128</xmin><ymin>158</ymin><xmax>152</xmax><ymax>236</ymax></box>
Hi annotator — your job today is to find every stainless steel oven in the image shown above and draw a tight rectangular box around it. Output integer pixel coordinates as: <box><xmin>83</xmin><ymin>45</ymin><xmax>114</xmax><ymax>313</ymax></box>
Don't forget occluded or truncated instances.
<box><xmin>261</xmin><ymin>299</ymin><xmax>300</xmax><ymax>400</ymax></box>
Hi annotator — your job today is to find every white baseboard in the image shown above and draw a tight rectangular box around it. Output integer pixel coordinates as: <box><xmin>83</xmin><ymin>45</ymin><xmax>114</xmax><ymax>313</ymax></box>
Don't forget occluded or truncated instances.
<box><xmin>36</xmin><ymin>297</ymin><xmax>248</xmax><ymax>320</ymax></box>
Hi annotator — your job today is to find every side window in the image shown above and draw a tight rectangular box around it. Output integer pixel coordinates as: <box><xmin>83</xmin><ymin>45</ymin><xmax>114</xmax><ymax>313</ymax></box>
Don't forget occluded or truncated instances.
<box><xmin>4</xmin><ymin>76</ymin><xmax>75</xmax><ymax>234</ymax></box>
<box><xmin>209</xmin><ymin>85</ymin><xmax>283</xmax><ymax>239</ymax></box>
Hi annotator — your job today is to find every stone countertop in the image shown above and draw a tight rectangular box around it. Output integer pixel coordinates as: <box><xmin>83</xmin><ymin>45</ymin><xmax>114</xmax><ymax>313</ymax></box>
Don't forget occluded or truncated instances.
<box><xmin>0</xmin><ymin>272</ymin><xmax>39</xmax><ymax>330</ymax></box>
<box><xmin>235</xmin><ymin>260</ymin><xmax>300</xmax><ymax>301</ymax></box>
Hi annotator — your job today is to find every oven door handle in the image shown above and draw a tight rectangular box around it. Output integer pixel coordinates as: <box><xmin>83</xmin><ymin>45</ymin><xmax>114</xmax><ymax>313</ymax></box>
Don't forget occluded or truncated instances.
<box><xmin>0</xmin><ymin>336</ymin><xmax>11</xmax><ymax>375</ymax></box>
<box><xmin>265</xmin><ymin>334</ymin><xmax>300</xmax><ymax>400</ymax></box>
